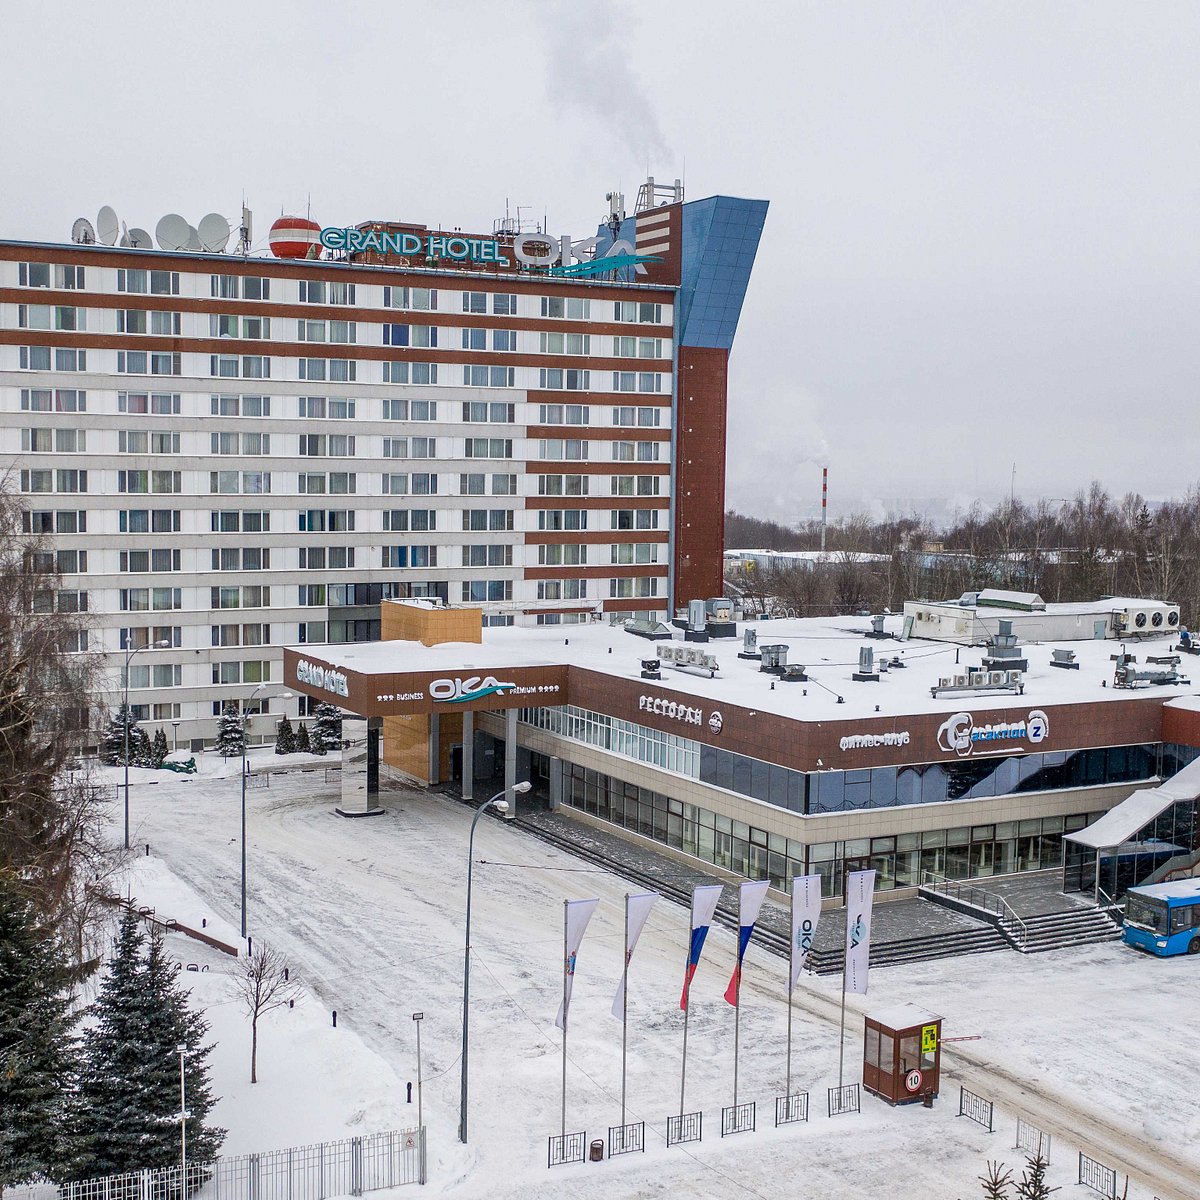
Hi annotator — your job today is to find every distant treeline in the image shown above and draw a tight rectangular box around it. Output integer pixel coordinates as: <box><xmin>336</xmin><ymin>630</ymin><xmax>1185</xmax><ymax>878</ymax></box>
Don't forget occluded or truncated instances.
<box><xmin>725</xmin><ymin>482</ymin><xmax>1200</xmax><ymax>623</ymax></box>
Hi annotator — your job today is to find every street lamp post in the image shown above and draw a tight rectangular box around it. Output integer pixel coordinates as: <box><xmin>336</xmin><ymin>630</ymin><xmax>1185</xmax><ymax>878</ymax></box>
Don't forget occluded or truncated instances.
<box><xmin>122</xmin><ymin>638</ymin><xmax>170</xmax><ymax>851</ymax></box>
<box><xmin>171</xmin><ymin>720</ymin><xmax>181</xmax><ymax>754</ymax></box>
<box><xmin>459</xmin><ymin>781</ymin><xmax>531</xmax><ymax>1144</ymax></box>
<box><xmin>240</xmin><ymin>685</ymin><xmax>292</xmax><ymax>939</ymax></box>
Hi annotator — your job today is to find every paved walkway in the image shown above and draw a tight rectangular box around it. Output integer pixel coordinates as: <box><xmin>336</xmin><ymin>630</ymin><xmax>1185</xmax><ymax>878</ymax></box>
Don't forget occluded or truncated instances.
<box><xmin>973</xmin><ymin>869</ymin><xmax>1092</xmax><ymax>916</ymax></box>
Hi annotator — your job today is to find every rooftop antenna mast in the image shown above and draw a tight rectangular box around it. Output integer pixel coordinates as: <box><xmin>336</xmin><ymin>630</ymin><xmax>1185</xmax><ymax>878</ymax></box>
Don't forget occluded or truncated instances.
<box><xmin>821</xmin><ymin>466</ymin><xmax>828</xmax><ymax>553</ymax></box>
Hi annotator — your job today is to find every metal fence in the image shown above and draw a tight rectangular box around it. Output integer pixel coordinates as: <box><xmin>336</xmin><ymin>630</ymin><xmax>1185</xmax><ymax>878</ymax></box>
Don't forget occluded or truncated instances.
<box><xmin>245</xmin><ymin>773</ymin><xmax>270</xmax><ymax>790</ymax></box>
<box><xmin>1077</xmin><ymin>1152</ymin><xmax>1118</xmax><ymax>1199</ymax></box>
<box><xmin>546</xmin><ymin>1132</ymin><xmax>585</xmax><ymax>1168</ymax></box>
<box><xmin>720</xmin><ymin>1102</ymin><xmax>755</xmax><ymax>1137</ymax></box>
<box><xmin>958</xmin><ymin>1085</ymin><xmax>994</xmax><ymax>1132</ymax></box>
<box><xmin>607</xmin><ymin>1122</ymin><xmax>644</xmax><ymax>1158</ymax></box>
<box><xmin>665</xmin><ymin>1111</ymin><xmax>703</xmax><ymax>1147</ymax></box>
<box><xmin>774</xmin><ymin>1092</ymin><xmax>809</xmax><ymax>1127</ymax></box>
<box><xmin>827</xmin><ymin>1084</ymin><xmax>860</xmax><ymax>1117</ymax></box>
<box><xmin>1015</xmin><ymin>1117</ymin><xmax>1051</xmax><ymax>1164</ymax></box>
<box><xmin>10</xmin><ymin>1128</ymin><xmax>426</xmax><ymax>1200</ymax></box>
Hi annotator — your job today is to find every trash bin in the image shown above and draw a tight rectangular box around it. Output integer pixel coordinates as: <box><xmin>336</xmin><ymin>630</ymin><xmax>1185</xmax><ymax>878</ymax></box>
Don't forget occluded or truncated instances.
<box><xmin>589</xmin><ymin>1139</ymin><xmax>604</xmax><ymax>1162</ymax></box>
<box><xmin>922</xmin><ymin>1091</ymin><xmax>934</xmax><ymax>1109</ymax></box>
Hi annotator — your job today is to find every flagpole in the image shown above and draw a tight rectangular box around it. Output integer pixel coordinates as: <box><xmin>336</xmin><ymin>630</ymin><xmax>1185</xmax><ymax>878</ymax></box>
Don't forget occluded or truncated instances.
<box><xmin>679</xmin><ymin>963</ymin><xmax>690</xmax><ymax>1120</ymax></box>
<box><xmin>620</xmin><ymin>893</ymin><xmax>630</xmax><ymax>1126</ymax></box>
<box><xmin>786</xmin><ymin>917</ymin><xmax>795</xmax><ymax>1097</ymax></box>
<box><xmin>733</xmin><ymin>957</ymin><xmax>741</xmax><ymax>1107</ymax></box>
<box><xmin>561</xmin><ymin>898</ymin><xmax>568</xmax><ymax>1137</ymax></box>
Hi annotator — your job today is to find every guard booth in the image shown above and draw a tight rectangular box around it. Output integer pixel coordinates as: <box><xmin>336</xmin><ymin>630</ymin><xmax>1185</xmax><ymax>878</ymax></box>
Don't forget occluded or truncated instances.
<box><xmin>863</xmin><ymin>1003</ymin><xmax>942</xmax><ymax>1105</ymax></box>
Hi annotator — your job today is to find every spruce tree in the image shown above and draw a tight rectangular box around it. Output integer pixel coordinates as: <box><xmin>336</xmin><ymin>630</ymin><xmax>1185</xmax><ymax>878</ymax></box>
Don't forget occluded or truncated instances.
<box><xmin>99</xmin><ymin>705</ymin><xmax>139</xmax><ymax>766</ymax></box>
<box><xmin>274</xmin><ymin>715</ymin><xmax>296</xmax><ymax>755</ymax></box>
<box><xmin>312</xmin><ymin>703</ymin><xmax>343</xmax><ymax>752</ymax></box>
<box><xmin>1014</xmin><ymin>1153</ymin><xmax>1059</xmax><ymax>1200</ymax></box>
<box><xmin>75</xmin><ymin>912</ymin><xmax>224</xmax><ymax>1178</ymax></box>
<box><xmin>150</xmin><ymin>728</ymin><xmax>168</xmax><ymax>769</ymax></box>
<box><xmin>295</xmin><ymin>722</ymin><xmax>311</xmax><ymax>754</ymax></box>
<box><xmin>0</xmin><ymin>880</ymin><xmax>79</xmax><ymax>1187</ymax></box>
<box><xmin>214</xmin><ymin>704</ymin><xmax>245</xmax><ymax>760</ymax></box>
<box><xmin>131</xmin><ymin>726</ymin><xmax>153</xmax><ymax>768</ymax></box>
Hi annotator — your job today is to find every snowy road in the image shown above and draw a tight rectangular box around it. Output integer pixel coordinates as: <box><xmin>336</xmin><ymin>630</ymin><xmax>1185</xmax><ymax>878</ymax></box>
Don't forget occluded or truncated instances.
<box><xmin>116</xmin><ymin>760</ymin><xmax>1199</xmax><ymax>1200</ymax></box>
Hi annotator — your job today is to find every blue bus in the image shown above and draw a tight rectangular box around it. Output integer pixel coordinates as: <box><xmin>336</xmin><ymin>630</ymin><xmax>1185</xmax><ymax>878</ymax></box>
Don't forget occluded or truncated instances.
<box><xmin>1123</xmin><ymin>880</ymin><xmax>1200</xmax><ymax>956</ymax></box>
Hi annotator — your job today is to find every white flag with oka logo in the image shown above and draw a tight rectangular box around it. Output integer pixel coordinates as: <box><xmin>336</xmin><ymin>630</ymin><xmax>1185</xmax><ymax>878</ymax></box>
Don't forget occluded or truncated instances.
<box><xmin>789</xmin><ymin>874</ymin><xmax>823</xmax><ymax>993</ymax></box>
<box><xmin>555</xmin><ymin>898</ymin><xmax>599</xmax><ymax>1031</ymax></box>
<box><xmin>611</xmin><ymin>892</ymin><xmax>659</xmax><ymax>1020</ymax></box>
<box><xmin>843</xmin><ymin>870</ymin><xmax>876</xmax><ymax>995</ymax></box>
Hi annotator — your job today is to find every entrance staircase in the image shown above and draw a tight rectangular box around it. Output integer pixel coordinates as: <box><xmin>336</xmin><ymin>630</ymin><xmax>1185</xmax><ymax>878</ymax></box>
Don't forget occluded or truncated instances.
<box><xmin>920</xmin><ymin>875</ymin><xmax>1122</xmax><ymax>954</ymax></box>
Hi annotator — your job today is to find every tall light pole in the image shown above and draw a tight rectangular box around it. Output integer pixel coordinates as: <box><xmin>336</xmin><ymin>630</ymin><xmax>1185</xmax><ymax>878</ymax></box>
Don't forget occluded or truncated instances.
<box><xmin>176</xmin><ymin>1043</ymin><xmax>188</xmax><ymax>1192</ymax></box>
<box><xmin>122</xmin><ymin>638</ymin><xmax>170</xmax><ymax>851</ymax></box>
<box><xmin>240</xmin><ymin>684</ymin><xmax>292</xmax><ymax>939</ymax></box>
<box><xmin>459</xmin><ymin>781</ymin><xmax>530</xmax><ymax>1144</ymax></box>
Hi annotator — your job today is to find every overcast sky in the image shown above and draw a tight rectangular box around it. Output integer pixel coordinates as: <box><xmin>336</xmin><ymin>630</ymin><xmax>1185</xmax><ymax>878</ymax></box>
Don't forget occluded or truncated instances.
<box><xmin>4</xmin><ymin>1</ymin><xmax>1198</xmax><ymax>524</ymax></box>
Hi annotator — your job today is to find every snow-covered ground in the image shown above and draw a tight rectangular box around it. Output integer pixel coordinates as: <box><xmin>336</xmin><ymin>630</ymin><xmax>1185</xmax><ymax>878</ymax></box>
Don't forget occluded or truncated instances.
<box><xmin>106</xmin><ymin>752</ymin><xmax>1200</xmax><ymax>1199</ymax></box>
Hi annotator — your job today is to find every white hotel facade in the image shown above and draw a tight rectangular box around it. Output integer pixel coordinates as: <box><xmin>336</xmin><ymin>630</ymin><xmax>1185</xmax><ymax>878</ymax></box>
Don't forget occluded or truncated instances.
<box><xmin>0</xmin><ymin>193</ymin><xmax>767</xmax><ymax>747</ymax></box>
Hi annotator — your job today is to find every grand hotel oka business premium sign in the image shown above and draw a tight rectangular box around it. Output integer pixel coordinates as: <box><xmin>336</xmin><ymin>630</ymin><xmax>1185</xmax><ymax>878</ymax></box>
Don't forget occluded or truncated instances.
<box><xmin>319</xmin><ymin>226</ymin><xmax>660</xmax><ymax>278</ymax></box>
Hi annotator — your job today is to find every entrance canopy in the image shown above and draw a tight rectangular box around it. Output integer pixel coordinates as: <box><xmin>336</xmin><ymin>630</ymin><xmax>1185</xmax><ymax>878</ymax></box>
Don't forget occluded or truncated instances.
<box><xmin>1065</xmin><ymin>754</ymin><xmax>1200</xmax><ymax>850</ymax></box>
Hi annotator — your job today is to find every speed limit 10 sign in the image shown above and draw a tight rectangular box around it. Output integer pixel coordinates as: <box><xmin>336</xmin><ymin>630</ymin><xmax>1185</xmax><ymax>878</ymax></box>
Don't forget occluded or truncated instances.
<box><xmin>904</xmin><ymin>1069</ymin><xmax>923</xmax><ymax>1093</ymax></box>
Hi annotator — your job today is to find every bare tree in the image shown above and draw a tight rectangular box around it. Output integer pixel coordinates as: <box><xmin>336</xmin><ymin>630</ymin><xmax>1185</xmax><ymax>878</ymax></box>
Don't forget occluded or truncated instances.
<box><xmin>0</xmin><ymin>483</ymin><xmax>108</xmax><ymax>972</ymax></box>
<box><xmin>233</xmin><ymin>942</ymin><xmax>302</xmax><ymax>1083</ymax></box>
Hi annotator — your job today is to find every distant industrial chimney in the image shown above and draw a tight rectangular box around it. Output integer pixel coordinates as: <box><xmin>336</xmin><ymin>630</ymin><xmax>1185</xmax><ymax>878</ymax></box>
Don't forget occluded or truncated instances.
<box><xmin>821</xmin><ymin>466</ymin><xmax>828</xmax><ymax>553</ymax></box>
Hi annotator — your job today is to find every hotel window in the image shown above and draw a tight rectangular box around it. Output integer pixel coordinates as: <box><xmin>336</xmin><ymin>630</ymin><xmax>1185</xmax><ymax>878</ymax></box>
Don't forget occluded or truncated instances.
<box><xmin>462</xmin><ymin>292</ymin><xmax>488</xmax><ymax>314</ymax></box>
<box><xmin>384</xmin><ymin>323</ymin><xmax>437</xmax><ymax>347</ymax></box>
<box><xmin>21</xmin><ymin>429</ymin><xmax>52</xmax><ymax>453</ymax></box>
<box><xmin>54</xmin><ymin>348</ymin><xmax>86</xmax><ymax>371</ymax></box>
<box><xmin>327</xmin><ymin>472</ymin><xmax>355</xmax><ymax>494</ymax></box>
<box><xmin>491</xmin><ymin>329</ymin><xmax>517</xmax><ymax>352</ymax></box>
<box><xmin>462</xmin><ymin>509</ymin><xmax>514</xmax><ymax>531</ymax></box>
<box><xmin>538</xmin><ymin>473</ymin><xmax>588</xmax><ymax>496</ymax></box>
<box><xmin>538</xmin><ymin>509</ymin><xmax>587</xmax><ymax>531</ymax></box>
<box><xmin>541</xmin><ymin>297</ymin><xmax>590</xmax><ymax>319</ymax></box>
<box><xmin>539</xmin><ymin>439</ymin><xmax>586</xmax><ymax>461</ymax></box>
<box><xmin>540</xmin><ymin>332</ymin><xmax>590</xmax><ymax>355</ymax></box>
<box><xmin>610</xmin><ymin>577</ymin><xmax>659</xmax><ymax>598</ymax></box>
<box><xmin>610</xmin><ymin>440</ymin><xmax>660</xmax><ymax>461</ymax></box>
<box><xmin>613</xmin><ymin>407</ymin><xmax>661</xmax><ymax>427</ymax></box>
<box><xmin>20</xmin><ymin>389</ymin><xmax>52</xmax><ymax>412</ymax></box>
<box><xmin>610</xmin><ymin>474</ymin><xmax>661</xmax><ymax>496</ymax></box>
<box><xmin>20</xmin><ymin>470</ymin><xmax>53</xmax><ymax>494</ymax></box>
<box><xmin>613</xmin><ymin>336</ymin><xmax>665</xmax><ymax>358</ymax></box>
<box><xmin>462</xmin><ymin>545</ymin><xmax>513</xmax><ymax>567</ymax></box>
<box><xmin>18</xmin><ymin>304</ymin><xmax>51</xmax><ymax>330</ymax></box>
<box><xmin>383</xmin><ymin>509</ymin><xmax>435</xmax><ymax>532</ymax></box>
<box><xmin>298</xmin><ymin>319</ymin><xmax>356</xmax><ymax>343</ymax></box>
<box><xmin>18</xmin><ymin>262</ymin><xmax>52</xmax><ymax>287</ymax></box>
<box><xmin>382</xmin><ymin>473</ymin><xmax>408</xmax><ymax>495</ymax></box>
<box><xmin>610</xmin><ymin>508</ymin><xmax>660</xmax><ymax>530</ymax></box>
<box><xmin>297</xmin><ymin>280</ymin><xmax>326</xmax><ymax>304</ymax></box>
<box><xmin>211</xmin><ymin>273</ymin><xmax>269</xmax><ymax>299</ymax></box>
<box><xmin>459</xmin><ymin>473</ymin><xmax>485</xmax><ymax>495</ymax></box>
<box><xmin>538</xmin><ymin>544</ymin><xmax>586</xmax><ymax>566</ymax></box>
<box><xmin>539</xmin><ymin>368</ymin><xmax>590</xmax><ymax>390</ymax></box>
<box><xmin>465</xmin><ymin>438</ymin><xmax>511</xmax><ymax>459</ymax></box>
<box><xmin>328</xmin><ymin>281</ymin><xmax>355</xmax><ymax>305</ymax></box>
<box><xmin>492</xmin><ymin>293</ymin><xmax>517</xmax><ymax>315</ymax></box>
<box><xmin>410</xmin><ymin>473</ymin><xmax>436</xmax><ymax>495</ymax></box>
<box><xmin>300</xmin><ymin>358</ymin><xmax>356</xmax><ymax>382</ymax></box>
<box><xmin>461</xmin><ymin>328</ymin><xmax>486</xmax><ymax>351</ymax></box>
<box><xmin>463</xmin><ymin>401</ymin><xmax>515</xmax><ymax>422</ymax></box>
<box><xmin>491</xmin><ymin>474</ymin><xmax>516</xmax><ymax>495</ymax></box>
<box><xmin>612</xmin><ymin>544</ymin><xmax>659</xmax><ymax>565</ymax></box>
<box><xmin>538</xmin><ymin>580</ymin><xmax>588</xmax><ymax>600</ymax></box>
<box><xmin>384</xmin><ymin>286</ymin><xmax>437</xmax><ymax>310</ymax></box>
<box><xmin>463</xmin><ymin>365</ymin><xmax>515</xmax><ymax>387</ymax></box>
<box><xmin>461</xmin><ymin>580</ymin><xmax>513</xmax><ymax>602</ymax></box>
<box><xmin>614</xmin><ymin>301</ymin><xmax>663</xmax><ymax>323</ymax></box>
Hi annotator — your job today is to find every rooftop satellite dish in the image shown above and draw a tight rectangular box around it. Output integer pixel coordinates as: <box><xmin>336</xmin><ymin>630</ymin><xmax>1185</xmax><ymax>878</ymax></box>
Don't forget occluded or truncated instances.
<box><xmin>118</xmin><ymin>221</ymin><xmax>132</xmax><ymax>247</ymax></box>
<box><xmin>185</xmin><ymin>225</ymin><xmax>202</xmax><ymax>251</ymax></box>
<box><xmin>197</xmin><ymin>213</ymin><xmax>231</xmax><ymax>252</ymax></box>
<box><xmin>128</xmin><ymin>227</ymin><xmax>152</xmax><ymax>249</ymax></box>
<box><xmin>155</xmin><ymin>213</ymin><xmax>190</xmax><ymax>251</ymax></box>
<box><xmin>72</xmin><ymin>217</ymin><xmax>96</xmax><ymax>244</ymax></box>
<box><xmin>96</xmin><ymin>206</ymin><xmax>119</xmax><ymax>246</ymax></box>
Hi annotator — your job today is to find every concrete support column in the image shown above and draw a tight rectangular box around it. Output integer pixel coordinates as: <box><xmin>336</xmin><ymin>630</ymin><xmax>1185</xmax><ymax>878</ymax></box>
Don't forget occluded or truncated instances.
<box><xmin>504</xmin><ymin>708</ymin><xmax>517</xmax><ymax>819</ymax></box>
<box><xmin>429</xmin><ymin>713</ymin><xmax>440</xmax><ymax>786</ymax></box>
<box><xmin>462</xmin><ymin>711</ymin><xmax>474</xmax><ymax>801</ymax></box>
<box><xmin>336</xmin><ymin>716</ymin><xmax>384</xmax><ymax>818</ymax></box>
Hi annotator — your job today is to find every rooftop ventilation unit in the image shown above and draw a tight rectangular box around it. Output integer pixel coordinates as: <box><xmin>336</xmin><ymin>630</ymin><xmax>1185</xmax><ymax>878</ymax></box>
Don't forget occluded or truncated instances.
<box><xmin>983</xmin><ymin>619</ymin><xmax>1029</xmax><ymax>673</ymax></box>
<box><xmin>623</xmin><ymin>618</ymin><xmax>674</xmax><ymax>641</ymax></box>
<box><xmin>759</xmin><ymin>644</ymin><xmax>789</xmax><ymax>674</ymax></box>
<box><xmin>1112</xmin><ymin>604</ymin><xmax>1181</xmax><ymax>637</ymax></box>
<box><xmin>866</xmin><ymin>614</ymin><xmax>890</xmax><ymax>639</ymax></box>
<box><xmin>640</xmin><ymin>657</ymin><xmax>662</xmax><ymax>680</ymax></box>
<box><xmin>1113</xmin><ymin>651</ymin><xmax>1188</xmax><ymax>689</ymax></box>
<box><xmin>930</xmin><ymin>669</ymin><xmax>1024</xmax><ymax>698</ymax></box>
<box><xmin>852</xmin><ymin>646</ymin><xmax>880</xmax><ymax>682</ymax></box>
<box><xmin>1050</xmin><ymin>649</ymin><xmax>1079</xmax><ymax>670</ymax></box>
<box><xmin>657</xmin><ymin>642</ymin><xmax>719</xmax><ymax>678</ymax></box>
<box><xmin>738</xmin><ymin>628</ymin><xmax>761</xmax><ymax>661</ymax></box>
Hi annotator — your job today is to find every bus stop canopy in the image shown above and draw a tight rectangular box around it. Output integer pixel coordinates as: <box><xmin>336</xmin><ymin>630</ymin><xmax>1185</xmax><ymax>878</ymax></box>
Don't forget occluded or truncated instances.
<box><xmin>1065</xmin><ymin>755</ymin><xmax>1200</xmax><ymax>850</ymax></box>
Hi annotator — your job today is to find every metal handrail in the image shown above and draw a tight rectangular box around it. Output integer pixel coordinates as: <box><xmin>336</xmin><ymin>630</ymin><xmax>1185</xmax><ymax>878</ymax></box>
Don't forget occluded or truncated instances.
<box><xmin>921</xmin><ymin>871</ymin><xmax>1029</xmax><ymax>949</ymax></box>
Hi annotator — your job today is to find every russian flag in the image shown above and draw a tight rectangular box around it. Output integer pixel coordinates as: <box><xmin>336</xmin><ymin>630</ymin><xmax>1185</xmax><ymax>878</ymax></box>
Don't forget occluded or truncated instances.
<box><xmin>680</xmin><ymin>885</ymin><xmax>723</xmax><ymax>1010</ymax></box>
<box><xmin>724</xmin><ymin>881</ymin><xmax>770</xmax><ymax>1006</ymax></box>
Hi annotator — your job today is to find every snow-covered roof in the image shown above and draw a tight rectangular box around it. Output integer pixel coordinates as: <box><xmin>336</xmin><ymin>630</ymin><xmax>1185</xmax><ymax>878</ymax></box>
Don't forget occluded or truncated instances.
<box><xmin>296</xmin><ymin>612</ymin><xmax>1197</xmax><ymax>725</ymax></box>
<box><xmin>1128</xmin><ymin>879</ymin><xmax>1200</xmax><ymax>902</ymax></box>
<box><xmin>866</xmin><ymin>1003</ymin><xmax>941</xmax><ymax>1029</ymax></box>
<box><xmin>1065</xmin><ymin>755</ymin><xmax>1200</xmax><ymax>849</ymax></box>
